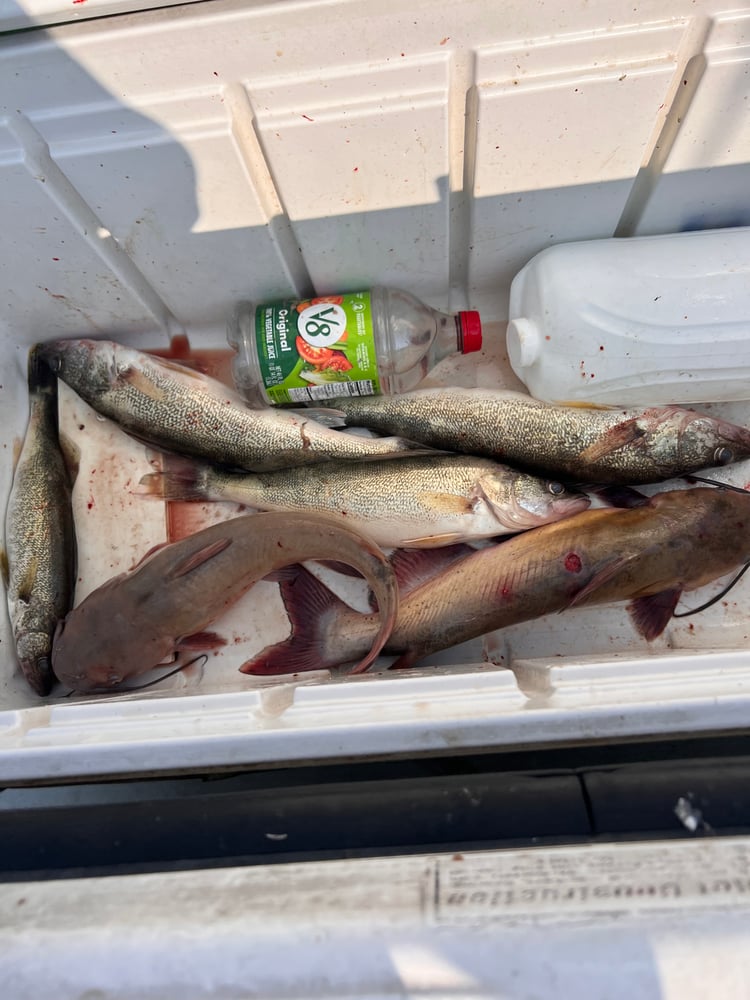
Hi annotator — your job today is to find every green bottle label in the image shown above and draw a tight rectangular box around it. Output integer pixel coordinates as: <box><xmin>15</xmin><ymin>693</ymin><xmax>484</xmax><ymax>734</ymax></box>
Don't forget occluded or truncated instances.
<box><xmin>254</xmin><ymin>291</ymin><xmax>381</xmax><ymax>404</ymax></box>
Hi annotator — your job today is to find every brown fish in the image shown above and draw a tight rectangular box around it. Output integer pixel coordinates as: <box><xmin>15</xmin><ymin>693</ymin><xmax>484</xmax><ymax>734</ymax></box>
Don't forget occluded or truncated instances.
<box><xmin>51</xmin><ymin>511</ymin><xmax>398</xmax><ymax>692</ymax></box>
<box><xmin>241</xmin><ymin>487</ymin><xmax>750</xmax><ymax>674</ymax></box>
<box><xmin>331</xmin><ymin>388</ymin><xmax>750</xmax><ymax>484</ymax></box>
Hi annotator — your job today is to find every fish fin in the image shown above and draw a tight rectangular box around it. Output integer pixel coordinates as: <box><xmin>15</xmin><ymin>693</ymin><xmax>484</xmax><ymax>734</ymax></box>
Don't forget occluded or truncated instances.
<box><xmin>14</xmin><ymin>557</ymin><xmax>39</xmax><ymax>604</ymax></box>
<box><xmin>627</xmin><ymin>589</ymin><xmax>682</xmax><ymax>641</ymax></box>
<box><xmin>400</xmin><ymin>531</ymin><xmax>467</xmax><ymax>548</ymax></box>
<box><xmin>288</xmin><ymin>407</ymin><xmax>346</xmax><ymax>428</ymax></box>
<box><xmin>167</xmin><ymin>537</ymin><xmax>233</xmax><ymax>580</ymax></box>
<box><xmin>118</xmin><ymin>365</ymin><xmax>167</xmax><ymax>402</ymax></box>
<box><xmin>555</xmin><ymin>400</ymin><xmax>616</xmax><ymax>411</ymax></box>
<box><xmin>58</xmin><ymin>432</ymin><xmax>81</xmax><ymax>483</ymax></box>
<box><xmin>0</xmin><ymin>549</ymin><xmax>7</xmax><ymax>589</ymax></box>
<box><xmin>264</xmin><ymin>560</ymin><xmax>365</xmax><ymax>582</ymax></box>
<box><xmin>149</xmin><ymin>356</ymin><xmax>206</xmax><ymax>380</ymax></box>
<box><xmin>12</xmin><ymin>436</ymin><xmax>23</xmax><ymax>472</ymax></box>
<box><xmin>313</xmin><ymin>559</ymin><xmax>366</xmax><ymax>578</ymax></box>
<box><xmin>137</xmin><ymin>454</ymin><xmax>212</xmax><ymax>501</ymax></box>
<box><xmin>578</xmin><ymin>419</ymin><xmax>648</xmax><ymax>463</ymax></box>
<box><xmin>240</xmin><ymin>566</ymin><xmax>346</xmax><ymax>675</ymax></box>
<box><xmin>388</xmin><ymin>649</ymin><xmax>421</xmax><ymax>670</ymax></box>
<box><xmin>419</xmin><ymin>492</ymin><xmax>475</xmax><ymax>516</ymax></box>
<box><xmin>565</xmin><ymin>556</ymin><xmax>635</xmax><ymax>609</ymax></box>
<box><xmin>176</xmin><ymin>630</ymin><xmax>227</xmax><ymax>651</ymax></box>
<box><xmin>587</xmin><ymin>484</ymin><xmax>651</xmax><ymax>509</ymax></box>
<box><xmin>365</xmin><ymin>545</ymin><xmax>473</xmax><ymax>608</ymax></box>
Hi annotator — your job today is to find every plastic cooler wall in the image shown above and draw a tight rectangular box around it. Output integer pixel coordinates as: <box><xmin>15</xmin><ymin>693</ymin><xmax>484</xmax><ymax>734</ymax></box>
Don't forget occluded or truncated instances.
<box><xmin>0</xmin><ymin>0</ymin><xmax>749</xmax><ymax>781</ymax></box>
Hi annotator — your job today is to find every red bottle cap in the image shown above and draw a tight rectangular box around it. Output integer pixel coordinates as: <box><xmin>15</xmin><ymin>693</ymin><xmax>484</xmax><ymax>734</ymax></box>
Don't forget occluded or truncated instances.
<box><xmin>458</xmin><ymin>311</ymin><xmax>482</xmax><ymax>353</ymax></box>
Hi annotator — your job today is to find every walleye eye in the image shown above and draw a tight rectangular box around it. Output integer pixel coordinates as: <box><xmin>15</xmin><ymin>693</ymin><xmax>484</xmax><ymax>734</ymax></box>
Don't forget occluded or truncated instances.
<box><xmin>547</xmin><ymin>481</ymin><xmax>566</xmax><ymax>496</ymax></box>
<box><xmin>715</xmin><ymin>446</ymin><xmax>734</xmax><ymax>465</ymax></box>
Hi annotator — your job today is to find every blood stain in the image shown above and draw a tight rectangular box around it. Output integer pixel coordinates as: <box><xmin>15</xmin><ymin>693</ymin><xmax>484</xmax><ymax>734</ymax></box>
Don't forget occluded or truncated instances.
<box><xmin>564</xmin><ymin>552</ymin><xmax>582</xmax><ymax>573</ymax></box>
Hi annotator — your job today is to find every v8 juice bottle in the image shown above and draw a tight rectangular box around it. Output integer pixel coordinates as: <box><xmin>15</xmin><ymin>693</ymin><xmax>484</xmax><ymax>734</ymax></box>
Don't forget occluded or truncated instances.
<box><xmin>228</xmin><ymin>287</ymin><xmax>482</xmax><ymax>406</ymax></box>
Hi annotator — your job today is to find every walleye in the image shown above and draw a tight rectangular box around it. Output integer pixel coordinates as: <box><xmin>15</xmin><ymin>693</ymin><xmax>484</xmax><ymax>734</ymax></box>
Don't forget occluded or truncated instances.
<box><xmin>139</xmin><ymin>453</ymin><xmax>590</xmax><ymax>548</ymax></box>
<box><xmin>36</xmin><ymin>339</ymin><xmax>427</xmax><ymax>472</ymax></box>
<box><xmin>331</xmin><ymin>388</ymin><xmax>750</xmax><ymax>484</ymax></box>
<box><xmin>4</xmin><ymin>349</ymin><xmax>76</xmax><ymax>696</ymax></box>
<box><xmin>51</xmin><ymin>511</ymin><xmax>399</xmax><ymax>693</ymax></box>
<box><xmin>242</xmin><ymin>487</ymin><xmax>750</xmax><ymax>674</ymax></box>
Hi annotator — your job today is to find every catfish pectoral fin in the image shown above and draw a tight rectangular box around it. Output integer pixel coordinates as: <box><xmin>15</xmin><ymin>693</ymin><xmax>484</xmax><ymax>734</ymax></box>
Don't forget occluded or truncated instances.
<box><xmin>627</xmin><ymin>589</ymin><xmax>682</xmax><ymax>641</ymax></box>
<box><xmin>175</xmin><ymin>630</ymin><xmax>227</xmax><ymax>651</ymax></box>
<box><xmin>167</xmin><ymin>537</ymin><xmax>233</xmax><ymax>580</ymax></box>
<box><xmin>565</xmin><ymin>555</ymin><xmax>637</xmax><ymax>609</ymax></box>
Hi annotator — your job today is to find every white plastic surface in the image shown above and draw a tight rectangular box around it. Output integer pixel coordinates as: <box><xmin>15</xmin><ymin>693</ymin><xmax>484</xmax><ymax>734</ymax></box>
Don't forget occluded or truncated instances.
<box><xmin>507</xmin><ymin>226</ymin><xmax>750</xmax><ymax>405</ymax></box>
<box><xmin>4</xmin><ymin>838</ymin><xmax>750</xmax><ymax>998</ymax></box>
<box><xmin>2</xmin><ymin>0</ymin><xmax>750</xmax><ymax>781</ymax></box>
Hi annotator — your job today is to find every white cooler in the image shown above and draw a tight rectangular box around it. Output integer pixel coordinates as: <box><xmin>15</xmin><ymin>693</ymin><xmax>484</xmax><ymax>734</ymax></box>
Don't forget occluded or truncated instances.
<box><xmin>1</xmin><ymin>0</ymin><xmax>750</xmax><ymax>994</ymax></box>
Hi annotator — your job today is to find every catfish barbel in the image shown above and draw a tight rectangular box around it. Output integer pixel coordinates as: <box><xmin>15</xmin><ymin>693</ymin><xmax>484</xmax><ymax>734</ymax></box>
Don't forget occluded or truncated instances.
<box><xmin>51</xmin><ymin>511</ymin><xmax>399</xmax><ymax>692</ymax></box>
<box><xmin>241</xmin><ymin>487</ymin><xmax>750</xmax><ymax>674</ymax></box>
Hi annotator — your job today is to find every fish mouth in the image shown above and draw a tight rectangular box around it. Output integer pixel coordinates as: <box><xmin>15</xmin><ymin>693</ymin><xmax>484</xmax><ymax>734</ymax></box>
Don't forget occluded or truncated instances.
<box><xmin>492</xmin><ymin>493</ymin><xmax>590</xmax><ymax>531</ymax></box>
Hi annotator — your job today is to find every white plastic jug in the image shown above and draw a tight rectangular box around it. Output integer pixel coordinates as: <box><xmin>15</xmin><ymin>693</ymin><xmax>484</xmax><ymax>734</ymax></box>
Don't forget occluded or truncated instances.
<box><xmin>506</xmin><ymin>227</ymin><xmax>750</xmax><ymax>406</ymax></box>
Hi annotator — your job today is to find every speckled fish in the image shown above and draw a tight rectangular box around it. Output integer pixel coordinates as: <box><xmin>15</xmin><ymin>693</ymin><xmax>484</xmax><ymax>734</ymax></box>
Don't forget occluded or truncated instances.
<box><xmin>51</xmin><ymin>510</ymin><xmax>398</xmax><ymax>693</ymax></box>
<box><xmin>330</xmin><ymin>388</ymin><xmax>750</xmax><ymax>484</ymax></box>
<box><xmin>36</xmin><ymin>339</ymin><xmax>428</xmax><ymax>472</ymax></box>
<box><xmin>138</xmin><ymin>453</ymin><xmax>590</xmax><ymax>548</ymax></box>
<box><xmin>4</xmin><ymin>349</ymin><xmax>76</xmax><ymax>696</ymax></box>
<box><xmin>241</xmin><ymin>487</ymin><xmax>750</xmax><ymax>675</ymax></box>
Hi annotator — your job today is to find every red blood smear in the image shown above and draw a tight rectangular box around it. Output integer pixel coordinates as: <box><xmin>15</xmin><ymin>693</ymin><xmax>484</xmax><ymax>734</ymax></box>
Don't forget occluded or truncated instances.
<box><xmin>148</xmin><ymin>343</ymin><xmax>235</xmax><ymax>384</ymax></box>
<box><xmin>564</xmin><ymin>552</ymin><xmax>582</xmax><ymax>573</ymax></box>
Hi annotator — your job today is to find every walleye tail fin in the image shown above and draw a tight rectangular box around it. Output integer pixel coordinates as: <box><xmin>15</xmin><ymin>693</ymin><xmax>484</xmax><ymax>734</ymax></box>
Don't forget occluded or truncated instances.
<box><xmin>627</xmin><ymin>589</ymin><xmax>682</xmax><ymax>641</ymax></box>
<box><xmin>240</xmin><ymin>567</ymin><xmax>348</xmax><ymax>675</ymax></box>
<box><xmin>138</xmin><ymin>454</ymin><xmax>213</xmax><ymax>501</ymax></box>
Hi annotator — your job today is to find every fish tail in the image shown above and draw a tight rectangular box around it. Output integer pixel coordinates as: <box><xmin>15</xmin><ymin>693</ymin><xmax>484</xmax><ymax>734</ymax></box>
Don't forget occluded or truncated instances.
<box><xmin>240</xmin><ymin>566</ymin><xmax>349</xmax><ymax>675</ymax></box>
<box><xmin>138</xmin><ymin>455</ymin><xmax>213</xmax><ymax>501</ymax></box>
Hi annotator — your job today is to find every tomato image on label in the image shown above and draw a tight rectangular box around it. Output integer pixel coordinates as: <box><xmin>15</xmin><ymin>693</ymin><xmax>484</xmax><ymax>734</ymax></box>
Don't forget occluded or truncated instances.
<box><xmin>295</xmin><ymin>336</ymin><xmax>353</xmax><ymax>373</ymax></box>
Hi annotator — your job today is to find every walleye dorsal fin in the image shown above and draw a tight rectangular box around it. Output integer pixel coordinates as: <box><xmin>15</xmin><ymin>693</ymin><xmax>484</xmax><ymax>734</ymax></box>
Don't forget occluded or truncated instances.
<box><xmin>167</xmin><ymin>537</ymin><xmax>233</xmax><ymax>579</ymax></box>
<box><xmin>151</xmin><ymin>356</ymin><xmax>206</xmax><ymax>380</ymax></box>
<box><xmin>578</xmin><ymin>419</ymin><xmax>647</xmax><ymax>463</ymax></box>
<box><xmin>419</xmin><ymin>492</ymin><xmax>475</xmax><ymax>516</ymax></box>
<box><xmin>627</xmin><ymin>589</ymin><xmax>682</xmax><ymax>641</ymax></box>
